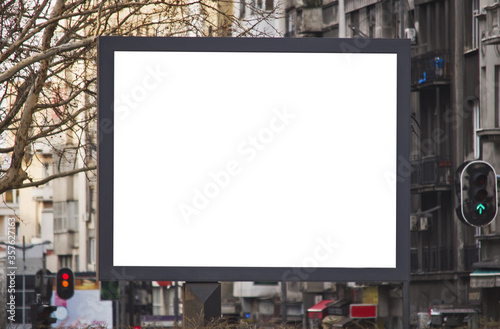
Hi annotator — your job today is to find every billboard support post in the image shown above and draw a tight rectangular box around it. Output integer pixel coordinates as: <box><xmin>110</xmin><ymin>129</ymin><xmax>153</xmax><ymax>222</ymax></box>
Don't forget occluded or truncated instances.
<box><xmin>281</xmin><ymin>281</ymin><xmax>287</xmax><ymax>323</ymax></box>
<box><xmin>183</xmin><ymin>282</ymin><xmax>221</xmax><ymax>328</ymax></box>
<box><xmin>97</xmin><ymin>34</ymin><xmax>411</xmax><ymax>328</ymax></box>
<box><xmin>404</xmin><ymin>280</ymin><xmax>410</xmax><ymax>329</ymax></box>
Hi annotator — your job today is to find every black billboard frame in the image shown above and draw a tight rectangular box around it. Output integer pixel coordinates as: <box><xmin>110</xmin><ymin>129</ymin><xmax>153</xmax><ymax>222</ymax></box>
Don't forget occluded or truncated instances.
<box><xmin>97</xmin><ymin>36</ymin><xmax>410</xmax><ymax>283</ymax></box>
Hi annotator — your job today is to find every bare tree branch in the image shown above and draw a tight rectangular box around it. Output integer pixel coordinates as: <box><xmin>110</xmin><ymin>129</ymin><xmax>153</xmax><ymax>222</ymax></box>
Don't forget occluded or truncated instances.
<box><xmin>0</xmin><ymin>0</ymin><xmax>282</xmax><ymax>196</ymax></box>
<box><xmin>20</xmin><ymin>165</ymin><xmax>96</xmax><ymax>189</ymax></box>
<box><xmin>0</xmin><ymin>37</ymin><xmax>96</xmax><ymax>83</ymax></box>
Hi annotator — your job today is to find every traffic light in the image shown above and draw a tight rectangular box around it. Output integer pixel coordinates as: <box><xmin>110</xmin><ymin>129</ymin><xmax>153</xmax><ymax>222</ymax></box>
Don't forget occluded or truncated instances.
<box><xmin>455</xmin><ymin>160</ymin><xmax>498</xmax><ymax>227</ymax></box>
<box><xmin>57</xmin><ymin>268</ymin><xmax>74</xmax><ymax>300</ymax></box>
<box><xmin>35</xmin><ymin>269</ymin><xmax>53</xmax><ymax>303</ymax></box>
<box><xmin>31</xmin><ymin>303</ymin><xmax>57</xmax><ymax>327</ymax></box>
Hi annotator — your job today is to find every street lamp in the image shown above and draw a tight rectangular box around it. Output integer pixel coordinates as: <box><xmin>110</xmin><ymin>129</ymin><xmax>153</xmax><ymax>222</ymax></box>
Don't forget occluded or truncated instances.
<box><xmin>0</xmin><ymin>237</ymin><xmax>51</xmax><ymax>325</ymax></box>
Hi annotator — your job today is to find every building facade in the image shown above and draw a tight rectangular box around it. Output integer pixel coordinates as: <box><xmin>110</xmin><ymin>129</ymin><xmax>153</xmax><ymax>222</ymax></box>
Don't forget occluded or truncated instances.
<box><xmin>280</xmin><ymin>0</ymin><xmax>499</xmax><ymax>327</ymax></box>
<box><xmin>469</xmin><ymin>0</ymin><xmax>500</xmax><ymax>322</ymax></box>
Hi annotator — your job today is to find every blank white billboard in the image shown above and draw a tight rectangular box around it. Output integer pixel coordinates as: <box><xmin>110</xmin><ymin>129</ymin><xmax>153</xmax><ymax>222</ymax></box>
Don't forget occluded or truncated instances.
<box><xmin>98</xmin><ymin>37</ymin><xmax>410</xmax><ymax>282</ymax></box>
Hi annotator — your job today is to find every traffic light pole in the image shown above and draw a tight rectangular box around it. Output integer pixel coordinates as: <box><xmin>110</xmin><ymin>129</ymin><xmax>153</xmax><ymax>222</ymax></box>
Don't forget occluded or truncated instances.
<box><xmin>0</xmin><ymin>238</ymin><xmax>51</xmax><ymax>326</ymax></box>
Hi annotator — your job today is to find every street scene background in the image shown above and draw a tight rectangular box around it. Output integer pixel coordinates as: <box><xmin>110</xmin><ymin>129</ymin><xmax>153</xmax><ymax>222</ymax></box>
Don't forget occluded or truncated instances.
<box><xmin>1</xmin><ymin>0</ymin><xmax>499</xmax><ymax>328</ymax></box>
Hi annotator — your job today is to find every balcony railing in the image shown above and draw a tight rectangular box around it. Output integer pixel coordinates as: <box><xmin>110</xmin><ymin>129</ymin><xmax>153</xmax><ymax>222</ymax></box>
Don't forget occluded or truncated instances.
<box><xmin>411</xmin><ymin>155</ymin><xmax>452</xmax><ymax>188</ymax></box>
<box><xmin>421</xmin><ymin>247</ymin><xmax>454</xmax><ymax>273</ymax></box>
<box><xmin>410</xmin><ymin>248</ymin><xmax>419</xmax><ymax>273</ymax></box>
<box><xmin>344</xmin><ymin>0</ymin><xmax>378</xmax><ymax>13</ymax></box>
<box><xmin>439</xmin><ymin>247</ymin><xmax>454</xmax><ymax>272</ymax></box>
<box><xmin>32</xmin><ymin>185</ymin><xmax>53</xmax><ymax>202</ymax></box>
<box><xmin>411</xmin><ymin>245</ymin><xmax>477</xmax><ymax>273</ymax></box>
<box><xmin>411</xmin><ymin>50</ymin><xmax>451</xmax><ymax>88</ymax></box>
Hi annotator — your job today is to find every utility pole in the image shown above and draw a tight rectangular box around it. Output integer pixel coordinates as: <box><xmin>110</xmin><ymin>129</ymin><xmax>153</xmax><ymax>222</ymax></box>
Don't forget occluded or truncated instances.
<box><xmin>400</xmin><ymin>0</ymin><xmax>405</xmax><ymax>38</ymax></box>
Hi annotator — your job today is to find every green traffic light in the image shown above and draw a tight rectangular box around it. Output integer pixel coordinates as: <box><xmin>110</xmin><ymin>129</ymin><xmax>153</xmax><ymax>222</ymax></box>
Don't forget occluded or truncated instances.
<box><xmin>477</xmin><ymin>204</ymin><xmax>486</xmax><ymax>215</ymax></box>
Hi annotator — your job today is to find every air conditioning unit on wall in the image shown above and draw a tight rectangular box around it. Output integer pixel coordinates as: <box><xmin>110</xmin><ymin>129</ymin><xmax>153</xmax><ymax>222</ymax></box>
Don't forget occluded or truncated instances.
<box><xmin>405</xmin><ymin>28</ymin><xmax>417</xmax><ymax>44</ymax></box>
<box><xmin>419</xmin><ymin>216</ymin><xmax>430</xmax><ymax>231</ymax></box>
<box><xmin>410</xmin><ymin>214</ymin><xmax>418</xmax><ymax>231</ymax></box>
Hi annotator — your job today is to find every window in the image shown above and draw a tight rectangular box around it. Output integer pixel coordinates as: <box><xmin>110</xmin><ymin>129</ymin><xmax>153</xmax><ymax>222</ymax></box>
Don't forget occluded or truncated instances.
<box><xmin>43</xmin><ymin>163</ymin><xmax>50</xmax><ymax>178</ymax></box>
<box><xmin>54</xmin><ymin>202</ymin><xmax>67</xmax><ymax>232</ymax></box>
<box><xmin>265</xmin><ymin>0</ymin><xmax>273</xmax><ymax>11</ymax></box>
<box><xmin>465</xmin><ymin>0</ymin><xmax>480</xmax><ymax>50</ymax></box>
<box><xmin>286</xmin><ymin>11</ymin><xmax>295</xmax><ymax>37</ymax></box>
<box><xmin>2</xmin><ymin>190</ymin><xmax>18</xmax><ymax>204</ymax></box>
<box><xmin>4</xmin><ymin>190</ymin><xmax>13</xmax><ymax>203</ymax></box>
<box><xmin>75</xmin><ymin>255</ymin><xmax>79</xmax><ymax>272</ymax></box>
<box><xmin>418</xmin><ymin>5</ymin><xmax>427</xmax><ymax>47</ymax></box>
<box><xmin>0</xmin><ymin>216</ymin><xmax>4</xmax><ymax>236</ymax></box>
<box><xmin>54</xmin><ymin>201</ymin><xmax>79</xmax><ymax>233</ymax></box>
<box><xmin>472</xmin><ymin>0</ymin><xmax>479</xmax><ymax>49</ymax></box>
<box><xmin>240</xmin><ymin>0</ymin><xmax>246</xmax><ymax>18</ymax></box>
<box><xmin>368</xmin><ymin>5</ymin><xmax>376</xmax><ymax>38</ymax></box>
<box><xmin>59</xmin><ymin>255</ymin><xmax>72</xmax><ymax>268</ymax></box>
<box><xmin>350</xmin><ymin>11</ymin><xmax>359</xmax><ymax>37</ymax></box>
<box><xmin>89</xmin><ymin>238</ymin><xmax>96</xmax><ymax>265</ymax></box>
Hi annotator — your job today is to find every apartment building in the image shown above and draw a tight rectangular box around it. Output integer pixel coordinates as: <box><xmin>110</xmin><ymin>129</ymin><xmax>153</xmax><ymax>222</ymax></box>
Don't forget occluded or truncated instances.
<box><xmin>468</xmin><ymin>0</ymin><xmax>500</xmax><ymax>321</ymax></box>
<box><xmin>278</xmin><ymin>0</ymin><xmax>495</xmax><ymax>327</ymax></box>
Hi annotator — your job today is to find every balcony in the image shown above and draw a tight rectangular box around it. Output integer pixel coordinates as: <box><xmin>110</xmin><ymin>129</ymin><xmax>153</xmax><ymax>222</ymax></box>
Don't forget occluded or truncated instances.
<box><xmin>32</xmin><ymin>185</ymin><xmax>53</xmax><ymax>202</ymax></box>
<box><xmin>344</xmin><ymin>0</ymin><xmax>378</xmax><ymax>13</ymax></box>
<box><xmin>411</xmin><ymin>155</ymin><xmax>452</xmax><ymax>192</ymax></box>
<box><xmin>411</xmin><ymin>50</ymin><xmax>451</xmax><ymax>89</ymax></box>
<box><xmin>483</xmin><ymin>3</ymin><xmax>500</xmax><ymax>45</ymax></box>
<box><xmin>421</xmin><ymin>247</ymin><xmax>454</xmax><ymax>273</ymax></box>
<box><xmin>296</xmin><ymin>8</ymin><xmax>322</xmax><ymax>34</ymax></box>
<box><xmin>54</xmin><ymin>231</ymin><xmax>78</xmax><ymax>255</ymax></box>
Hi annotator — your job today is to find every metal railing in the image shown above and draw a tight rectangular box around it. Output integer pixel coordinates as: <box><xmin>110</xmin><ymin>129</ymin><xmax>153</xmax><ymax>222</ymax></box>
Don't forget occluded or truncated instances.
<box><xmin>411</xmin><ymin>155</ymin><xmax>452</xmax><ymax>187</ymax></box>
<box><xmin>411</xmin><ymin>50</ymin><xmax>451</xmax><ymax>87</ymax></box>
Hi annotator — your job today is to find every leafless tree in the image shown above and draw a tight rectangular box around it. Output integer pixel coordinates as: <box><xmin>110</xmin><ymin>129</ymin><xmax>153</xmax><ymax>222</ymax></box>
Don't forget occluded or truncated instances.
<box><xmin>0</xmin><ymin>0</ymin><xmax>282</xmax><ymax>195</ymax></box>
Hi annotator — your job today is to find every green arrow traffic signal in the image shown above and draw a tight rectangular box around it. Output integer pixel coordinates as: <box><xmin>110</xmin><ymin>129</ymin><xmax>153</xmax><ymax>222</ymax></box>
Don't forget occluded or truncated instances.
<box><xmin>456</xmin><ymin>160</ymin><xmax>498</xmax><ymax>227</ymax></box>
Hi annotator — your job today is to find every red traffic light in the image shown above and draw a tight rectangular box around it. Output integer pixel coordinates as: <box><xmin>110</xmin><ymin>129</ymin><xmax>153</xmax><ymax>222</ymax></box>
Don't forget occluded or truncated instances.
<box><xmin>57</xmin><ymin>268</ymin><xmax>74</xmax><ymax>300</ymax></box>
